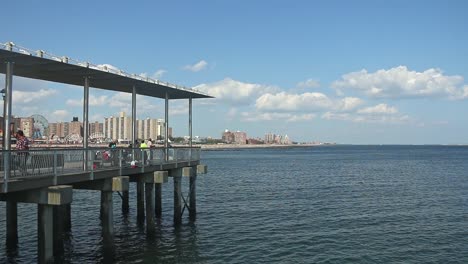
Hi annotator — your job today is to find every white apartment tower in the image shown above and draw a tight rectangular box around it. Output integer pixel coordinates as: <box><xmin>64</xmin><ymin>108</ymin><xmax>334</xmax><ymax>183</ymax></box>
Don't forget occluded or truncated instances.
<box><xmin>105</xmin><ymin>113</ymin><xmax>167</xmax><ymax>141</ymax></box>
<box><xmin>104</xmin><ymin>112</ymin><xmax>132</xmax><ymax>141</ymax></box>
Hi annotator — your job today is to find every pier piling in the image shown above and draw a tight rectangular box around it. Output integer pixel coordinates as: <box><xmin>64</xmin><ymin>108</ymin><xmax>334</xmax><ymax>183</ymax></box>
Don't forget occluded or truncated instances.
<box><xmin>122</xmin><ymin>190</ymin><xmax>129</xmax><ymax>215</ymax></box>
<box><xmin>173</xmin><ymin>174</ymin><xmax>182</xmax><ymax>225</ymax></box>
<box><xmin>38</xmin><ymin>204</ymin><xmax>53</xmax><ymax>264</ymax></box>
<box><xmin>136</xmin><ymin>176</ymin><xmax>145</xmax><ymax>223</ymax></box>
<box><xmin>144</xmin><ymin>174</ymin><xmax>155</xmax><ymax>234</ymax></box>
<box><xmin>189</xmin><ymin>169</ymin><xmax>197</xmax><ymax>221</ymax></box>
<box><xmin>154</xmin><ymin>171</ymin><xmax>168</xmax><ymax>218</ymax></box>
<box><xmin>6</xmin><ymin>201</ymin><xmax>18</xmax><ymax>247</ymax></box>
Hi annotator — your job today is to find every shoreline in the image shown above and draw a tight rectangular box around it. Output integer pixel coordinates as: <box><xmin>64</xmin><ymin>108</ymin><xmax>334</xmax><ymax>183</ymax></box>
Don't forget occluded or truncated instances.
<box><xmin>199</xmin><ymin>143</ymin><xmax>323</xmax><ymax>150</ymax></box>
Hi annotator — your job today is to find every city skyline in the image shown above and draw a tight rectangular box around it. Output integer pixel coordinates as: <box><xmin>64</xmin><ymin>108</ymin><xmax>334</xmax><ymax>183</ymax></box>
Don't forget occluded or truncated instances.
<box><xmin>1</xmin><ymin>1</ymin><xmax>468</xmax><ymax>144</ymax></box>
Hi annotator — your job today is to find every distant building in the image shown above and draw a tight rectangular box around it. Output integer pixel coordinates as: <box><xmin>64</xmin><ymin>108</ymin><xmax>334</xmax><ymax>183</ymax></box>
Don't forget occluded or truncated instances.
<box><xmin>222</xmin><ymin>129</ymin><xmax>247</xmax><ymax>144</ymax></box>
<box><xmin>104</xmin><ymin>112</ymin><xmax>131</xmax><ymax>141</ymax></box>
<box><xmin>69</xmin><ymin>117</ymin><xmax>82</xmax><ymax>136</ymax></box>
<box><xmin>89</xmin><ymin>121</ymin><xmax>104</xmax><ymax>134</ymax></box>
<box><xmin>104</xmin><ymin>112</ymin><xmax>169</xmax><ymax>141</ymax></box>
<box><xmin>49</xmin><ymin>122</ymin><xmax>66</xmax><ymax>138</ymax></box>
<box><xmin>18</xmin><ymin>117</ymin><xmax>34</xmax><ymax>137</ymax></box>
<box><xmin>265</xmin><ymin>132</ymin><xmax>275</xmax><ymax>144</ymax></box>
<box><xmin>264</xmin><ymin>132</ymin><xmax>292</xmax><ymax>144</ymax></box>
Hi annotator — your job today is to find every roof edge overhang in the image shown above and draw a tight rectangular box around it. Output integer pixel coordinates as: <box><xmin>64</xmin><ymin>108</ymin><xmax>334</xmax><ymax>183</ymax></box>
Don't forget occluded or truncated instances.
<box><xmin>0</xmin><ymin>42</ymin><xmax>214</xmax><ymax>100</ymax></box>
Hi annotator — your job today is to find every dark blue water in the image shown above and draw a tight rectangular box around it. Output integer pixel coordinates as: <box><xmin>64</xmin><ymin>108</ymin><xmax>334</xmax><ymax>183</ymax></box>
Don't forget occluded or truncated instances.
<box><xmin>1</xmin><ymin>145</ymin><xmax>468</xmax><ymax>263</ymax></box>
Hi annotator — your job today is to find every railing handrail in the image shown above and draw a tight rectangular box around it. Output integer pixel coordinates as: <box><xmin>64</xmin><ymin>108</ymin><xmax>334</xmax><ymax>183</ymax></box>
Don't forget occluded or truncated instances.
<box><xmin>0</xmin><ymin>147</ymin><xmax>201</xmax><ymax>193</ymax></box>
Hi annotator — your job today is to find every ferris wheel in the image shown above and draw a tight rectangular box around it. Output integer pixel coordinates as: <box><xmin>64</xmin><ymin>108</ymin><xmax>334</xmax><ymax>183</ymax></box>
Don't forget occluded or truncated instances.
<box><xmin>30</xmin><ymin>114</ymin><xmax>49</xmax><ymax>139</ymax></box>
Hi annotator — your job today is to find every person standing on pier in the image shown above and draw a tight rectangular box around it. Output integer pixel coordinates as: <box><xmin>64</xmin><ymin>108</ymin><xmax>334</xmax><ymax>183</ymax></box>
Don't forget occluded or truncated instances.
<box><xmin>15</xmin><ymin>130</ymin><xmax>30</xmax><ymax>176</ymax></box>
<box><xmin>109</xmin><ymin>139</ymin><xmax>118</xmax><ymax>166</ymax></box>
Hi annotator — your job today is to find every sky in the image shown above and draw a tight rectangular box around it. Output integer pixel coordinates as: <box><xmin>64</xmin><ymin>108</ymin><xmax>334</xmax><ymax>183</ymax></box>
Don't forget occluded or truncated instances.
<box><xmin>1</xmin><ymin>0</ymin><xmax>468</xmax><ymax>144</ymax></box>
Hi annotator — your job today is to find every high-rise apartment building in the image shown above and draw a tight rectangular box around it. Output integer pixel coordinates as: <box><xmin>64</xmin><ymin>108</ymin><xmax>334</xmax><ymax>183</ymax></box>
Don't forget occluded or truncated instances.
<box><xmin>103</xmin><ymin>112</ymin><xmax>170</xmax><ymax>141</ymax></box>
<box><xmin>222</xmin><ymin>129</ymin><xmax>247</xmax><ymax>144</ymax></box>
<box><xmin>49</xmin><ymin>122</ymin><xmax>66</xmax><ymax>138</ymax></box>
<box><xmin>89</xmin><ymin>121</ymin><xmax>104</xmax><ymax>135</ymax></box>
<box><xmin>69</xmin><ymin>117</ymin><xmax>82</xmax><ymax>136</ymax></box>
<box><xmin>104</xmin><ymin>112</ymin><xmax>131</xmax><ymax>141</ymax></box>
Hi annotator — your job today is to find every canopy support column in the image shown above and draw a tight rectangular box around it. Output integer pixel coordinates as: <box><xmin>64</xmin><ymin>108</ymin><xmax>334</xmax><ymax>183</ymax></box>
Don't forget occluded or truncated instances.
<box><xmin>3</xmin><ymin>61</ymin><xmax>13</xmax><ymax>193</ymax></box>
<box><xmin>189</xmin><ymin>97</ymin><xmax>192</xmax><ymax>160</ymax></box>
<box><xmin>132</xmin><ymin>86</ymin><xmax>137</xmax><ymax>146</ymax></box>
<box><xmin>83</xmin><ymin>77</ymin><xmax>89</xmax><ymax>171</ymax></box>
<box><xmin>165</xmin><ymin>93</ymin><xmax>169</xmax><ymax>161</ymax></box>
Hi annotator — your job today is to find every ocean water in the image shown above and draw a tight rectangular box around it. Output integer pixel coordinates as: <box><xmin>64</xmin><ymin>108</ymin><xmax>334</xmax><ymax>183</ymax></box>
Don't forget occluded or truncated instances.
<box><xmin>1</xmin><ymin>145</ymin><xmax>468</xmax><ymax>263</ymax></box>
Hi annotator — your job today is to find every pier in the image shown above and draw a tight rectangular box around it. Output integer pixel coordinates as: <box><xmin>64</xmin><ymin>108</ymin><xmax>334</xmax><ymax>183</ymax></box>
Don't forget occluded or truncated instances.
<box><xmin>0</xmin><ymin>42</ymin><xmax>211</xmax><ymax>263</ymax></box>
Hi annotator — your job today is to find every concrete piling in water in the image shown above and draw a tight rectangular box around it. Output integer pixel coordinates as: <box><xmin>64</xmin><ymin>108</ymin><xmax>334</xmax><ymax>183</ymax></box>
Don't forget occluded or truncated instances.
<box><xmin>38</xmin><ymin>204</ymin><xmax>53</xmax><ymax>263</ymax></box>
<box><xmin>6</xmin><ymin>201</ymin><xmax>18</xmax><ymax>248</ymax></box>
<box><xmin>189</xmin><ymin>168</ymin><xmax>197</xmax><ymax>221</ymax></box>
<box><xmin>144</xmin><ymin>173</ymin><xmax>155</xmax><ymax>234</ymax></box>
<box><xmin>2</xmin><ymin>185</ymin><xmax>73</xmax><ymax>263</ymax></box>
<box><xmin>122</xmin><ymin>190</ymin><xmax>129</xmax><ymax>215</ymax></box>
<box><xmin>100</xmin><ymin>190</ymin><xmax>114</xmax><ymax>244</ymax></box>
<box><xmin>197</xmin><ymin>164</ymin><xmax>208</xmax><ymax>174</ymax></box>
<box><xmin>170</xmin><ymin>168</ymin><xmax>183</xmax><ymax>225</ymax></box>
<box><xmin>73</xmin><ymin>176</ymin><xmax>129</xmax><ymax>258</ymax></box>
<box><xmin>136</xmin><ymin>176</ymin><xmax>145</xmax><ymax>223</ymax></box>
<box><xmin>154</xmin><ymin>171</ymin><xmax>168</xmax><ymax>218</ymax></box>
<box><xmin>53</xmin><ymin>205</ymin><xmax>69</xmax><ymax>256</ymax></box>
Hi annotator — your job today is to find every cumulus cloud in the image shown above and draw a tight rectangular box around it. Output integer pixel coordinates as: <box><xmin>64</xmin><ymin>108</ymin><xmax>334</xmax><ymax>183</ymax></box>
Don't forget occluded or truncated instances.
<box><xmin>153</xmin><ymin>70</ymin><xmax>167</xmax><ymax>79</ymax></box>
<box><xmin>322</xmin><ymin>104</ymin><xmax>409</xmax><ymax>124</ymax></box>
<box><xmin>241</xmin><ymin>112</ymin><xmax>315</xmax><ymax>122</ymax></box>
<box><xmin>139</xmin><ymin>69</ymin><xmax>167</xmax><ymax>80</ymax></box>
<box><xmin>194</xmin><ymin>78</ymin><xmax>280</xmax><ymax>105</ymax></box>
<box><xmin>255</xmin><ymin>92</ymin><xmax>363</xmax><ymax>112</ymax></box>
<box><xmin>51</xmin><ymin>110</ymin><xmax>70</xmax><ymax>122</ymax></box>
<box><xmin>183</xmin><ymin>60</ymin><xmax>208</xmax><ymax>72</ymax></box>
<box><xmin>331</xmin><ymin>66</ymin><xmax>468</xmax><ymax>99</ymax></box>
<box><xmin>13</xmin><ymin>89</ymin><xmax>58</xmax><ymax>104</ymax></box>
<box><xmin>297</xmin><ymin>79</ymin><xmax>320</xmax><ymax>89</ymax></box>
<box><xmin>66</xmin><ymin>95</ymin><xmax>109</xmax><ymax>107</ymax></box>
<box><xmin>256</xmin><ymin>92</ymin><xmax>332</xmax><ymax>111</ymax></box>
<box><xmin>357</xmin><ymin>103</ymin><xmax>398</xmax><ymax>114</ymax></box>
<box><xmin>337</xmin><ymin>97</ymin><xmax>364</xmax><ymax>111</ymax></box>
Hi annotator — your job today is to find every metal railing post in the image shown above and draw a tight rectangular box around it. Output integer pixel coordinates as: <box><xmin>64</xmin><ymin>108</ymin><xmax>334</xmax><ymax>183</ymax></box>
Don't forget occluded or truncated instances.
<box><xmin>119</xmin><ymin>149</ymin><xmax>122</xmax><ymax>175</ymax></box>
<box><xmin>140</xmin><ymin>149</ymin><xmax>145</xmax><ymax>173</ymax></box>
<box><xmin>53</xmin><ymin>150</ymin><xmax>57</xmax><ymax>185</ymax></box>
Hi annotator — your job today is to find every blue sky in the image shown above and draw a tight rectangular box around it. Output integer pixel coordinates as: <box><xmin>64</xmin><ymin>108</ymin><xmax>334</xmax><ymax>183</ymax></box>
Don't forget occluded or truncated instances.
<box><xmin>1</xmin><ymin>0</ymin><xmax>468</xmax><ymax>144</ymax></box>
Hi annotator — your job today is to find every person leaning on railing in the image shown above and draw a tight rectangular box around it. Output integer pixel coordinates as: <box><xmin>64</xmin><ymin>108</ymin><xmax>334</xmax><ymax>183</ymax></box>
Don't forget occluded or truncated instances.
<box><xmin>15</xmin><ymin>130</ymin><xmax>30</xmax><ymax>176</ymax></box>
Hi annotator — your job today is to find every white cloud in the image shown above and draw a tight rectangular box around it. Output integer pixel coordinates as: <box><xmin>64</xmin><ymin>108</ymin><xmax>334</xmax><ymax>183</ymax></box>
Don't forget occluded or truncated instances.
<box><xmin>256</xmin><ymin>92</ymin><xmax>332</xmax><ymax>111</ymax></box>
<box><xmin>331</xmin><ymin>66</ymin><xmax>468</xmax><ymax>99</ymax></box>
<box><xmin>241</xmin><ymin>112</ymin><xmax>315</xmax><ymax>122</ymax></box>
<box><xmin>255</xmin><ymin>92</ymin><xmax>363</xmax><ymax>112</ymax></box>
<box><xmin>322</xmin><ymin>109</ymin><xmax>410</xmax><ymax>124</ymax></box>
<box><xmin>357</xmin><ymin>103</ymin><xmax>398</xmax><ymax>114</ymax></box>
<box><xmin>51</xmin><ymin>110</ymin><xmax>70</xmax><ymax>122</ymax></box>
<box><xmin>66</xmin><ymin>95</ymin><xmax>109</xmax><ymax>107</ymax></box>
<box><xmin>194</xmin><ymin>78</ymin><xmax>280</xmax><ymax>105</ymax></box>
<box><xmin>153</xmin><ymin>70</ymin><xmax>167</xmax><ymax>79</ymax></box>
<box><xmin>139</xmin><ymin>69</ymin><xmax>167</xmax><ymax>80</ymax></box>
<box><xmin>13</xmin><ymin>89</ymin><xmax>58</xmax><ymax>104</ymax></box>
<box><xmin>337</xmin><ymin>97</ymin><xmax>364</xmax><ymax>111</ymax></box>
<box><xmin>297</xmin><ymin>79</ymin><xmax>320</xmax><ymax>89</ymax></box>
<box><xmin>183</xmin><ymin>60</ymin><xmax>208</xmax><ymax>72</ymax></box>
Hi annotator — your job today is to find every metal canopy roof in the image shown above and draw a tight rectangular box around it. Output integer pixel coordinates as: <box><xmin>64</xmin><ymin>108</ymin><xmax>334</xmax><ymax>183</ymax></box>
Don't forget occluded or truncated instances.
<box><xmin>0</xmin><ymin>48</ymin><xmax>212</xmax><ymax>100</ymax></box>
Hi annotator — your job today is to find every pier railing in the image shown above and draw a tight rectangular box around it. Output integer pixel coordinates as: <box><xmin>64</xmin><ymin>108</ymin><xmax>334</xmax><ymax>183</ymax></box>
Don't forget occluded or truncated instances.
<box><xmin>1</xmin><ymin>147</ymin><xmax>201</xmax><ymax>192</ymax></box>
